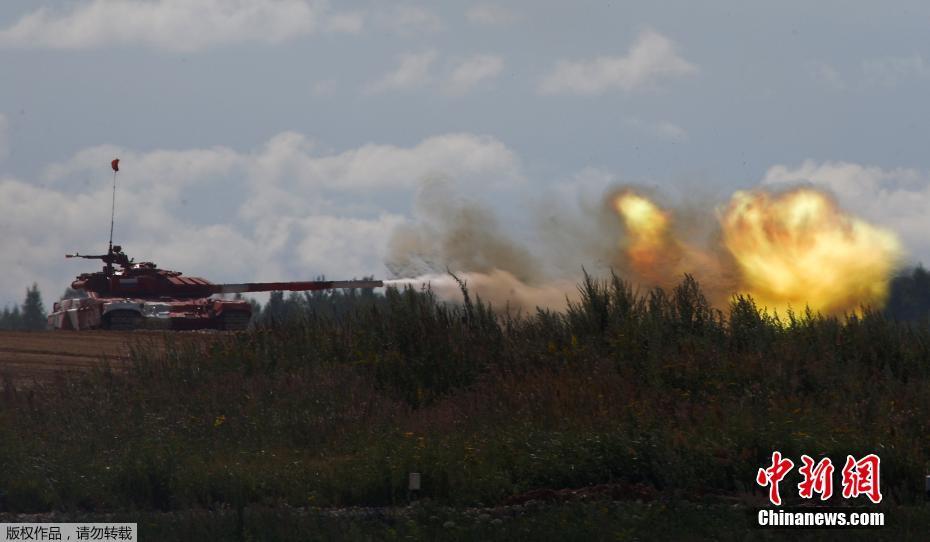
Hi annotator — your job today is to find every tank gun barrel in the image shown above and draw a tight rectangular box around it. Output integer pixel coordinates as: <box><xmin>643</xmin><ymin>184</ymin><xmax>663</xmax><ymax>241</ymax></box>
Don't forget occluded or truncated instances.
<box><xmin>53</xmin><ymin>158</ymin><xmax>389</xmax><ymax>331</ymax></box>
<box><xmin>214</xmin><ymin>280</ymin><xmax>383</xmax><ymax>294</ymax></box>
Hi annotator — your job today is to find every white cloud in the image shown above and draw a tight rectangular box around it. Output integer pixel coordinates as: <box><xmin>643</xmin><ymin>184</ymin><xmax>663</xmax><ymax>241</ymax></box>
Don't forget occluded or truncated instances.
<box><xmin>0</xmin><ymin>131</ymin><xmax>523</xmax><ymax>307</ymax></box>
<box><xmin>539</xmin><ymin>29</ymin><xmax>698</xmax><ymax>95</ymax></box>
<box><xmin>862</xmin><ymin>55</ymin><xmax>930</xmax><ymax>88</ymax></box>
<box><xmin>651</xmin><ymin>121</ymin><xmax>688</xmax><ymax>141</ymax></box>
<box><xmin>0</xmin><ymin>114</ymin><xmax>8</xmax><ymax>162</ymax></box>
<box><xmin>378</xmin><ymin>5</ymin><xmax>443</xmax><ymax>36</ymax></box>
<box><xmin>368</xmin><ymin>52</ymin><xmax>505</xmax><ymax>96</ymax></box>
<box><xmin>366</xmin><ymin>51</ymin><xmax>438</xmax><ymax>93</ymax></box>
<box><xmin>466</xmin><ymin>5</ymin><xmax>518</xmax><ymax>26</ymax></box>
<box><xmin>292</xmin><ymin>214</ymin><xmax>408</xmax><ymax>277</ymax></box>
<box><xmin>443</xmin><ymin>55</ymin><xmax>504</xmax><ymax>96</ymax></box>
<box><xmin>763</xmin><ymin>160</ymin><xmax>930</xmax><ymax>265</ymax></box>
<box><xmin>625</xmin><ymin>117</ymin><xmax>688</xmax><ymax>142</ymax></box>
<box><xmin>325</xmin><ymin>10</ymin><xmax>365</xmax><ymax>34</ymax></box>
<box><xmin>0</xmin><ymin>0</ymin><xmax>360</xmax><ymax>52</ymax></box>
<box><xmin>239</xmin><ymin>131</ymin><xmax>522</xmax><ymax>219</ymax></box>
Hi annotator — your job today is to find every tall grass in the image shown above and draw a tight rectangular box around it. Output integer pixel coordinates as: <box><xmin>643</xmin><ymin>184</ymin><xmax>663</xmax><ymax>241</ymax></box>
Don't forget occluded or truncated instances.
<box><xmin>0</xmin><ymin>273</ymin><xmax>928</xmax><ymax>515</ymax></box>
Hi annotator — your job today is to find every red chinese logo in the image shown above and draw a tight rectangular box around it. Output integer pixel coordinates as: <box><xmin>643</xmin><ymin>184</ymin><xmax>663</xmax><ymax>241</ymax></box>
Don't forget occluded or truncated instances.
<box><xmin>756</xmin><ymin>451</ymin><xmax>794</xmax><ymax>506</ymax></box>
<box><xmin>841</xmin><ymin>454</ymin><xmax>882</xmax><ymax>504</ymax></box>
<box><xmin>756</xmin><ymin>452</ymin><xmax>882</xmax><ymax>505</ymax></box>
<box><xmin>798</xmin><ymin>455</ymin><xmax>834</xmax><ymax>500</ymax></box>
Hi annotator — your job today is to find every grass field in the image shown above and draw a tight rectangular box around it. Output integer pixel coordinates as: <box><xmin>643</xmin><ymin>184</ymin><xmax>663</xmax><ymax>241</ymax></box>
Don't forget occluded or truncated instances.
<box><xmin>1</xmin><ymin>275</ymin><xmax>929</xmax><ymax>539</ymax></box>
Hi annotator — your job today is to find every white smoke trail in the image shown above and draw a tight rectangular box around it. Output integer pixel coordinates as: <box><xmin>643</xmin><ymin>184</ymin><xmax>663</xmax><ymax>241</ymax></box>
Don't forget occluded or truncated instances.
<box><xmin>384</xmin><ymin>269</ymin><xmax>578</xmax><ymax>312</ymax></box>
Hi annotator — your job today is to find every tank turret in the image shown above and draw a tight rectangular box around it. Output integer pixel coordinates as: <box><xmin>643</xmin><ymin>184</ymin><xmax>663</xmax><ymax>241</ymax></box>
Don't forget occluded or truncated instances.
<box><xmin>51</xmin><ymin>245</ymin><xmax>382</xmax><ymax>331</ymax></box>
<box><xmin>48</xmin><ymin>159</ymin><xmax>383</xmax><ymax>331</ymax></box>
<box><xmin>66</xmin><ymin>246</ymin><xmax>380</xmax><ymax>299</ymax></box>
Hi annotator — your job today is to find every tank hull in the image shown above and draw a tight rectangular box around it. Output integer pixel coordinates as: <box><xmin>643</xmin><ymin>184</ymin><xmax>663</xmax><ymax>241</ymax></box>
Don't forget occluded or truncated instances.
<box><xmin>48</xmin><ymin>296</ymin><xmax>252</xmax><ymax>331</ymax></box>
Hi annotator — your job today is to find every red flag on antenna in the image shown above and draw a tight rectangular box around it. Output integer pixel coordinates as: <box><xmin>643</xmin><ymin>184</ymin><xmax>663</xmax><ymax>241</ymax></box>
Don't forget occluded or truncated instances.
<box><xmin>111</xmin><ymin>158</ymin><xmax>120</xmax><ymax>172</ymax></box>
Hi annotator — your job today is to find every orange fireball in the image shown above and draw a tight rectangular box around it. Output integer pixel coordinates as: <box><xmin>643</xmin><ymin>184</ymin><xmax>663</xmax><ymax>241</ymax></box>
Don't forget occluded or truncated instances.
<box><xmin>611</xmin><ymin>187</ymin><xmax>902</xmax><ymax>315</ymax></box>
<box><xmin>719</xmin><ymin>188</ymin><xmax>901</xmax><ymax>315</ymax></box>
<box><xmin>613</xmin><ymin>192</ymin><xmax>680</xmax><ymax>281</ymax></box>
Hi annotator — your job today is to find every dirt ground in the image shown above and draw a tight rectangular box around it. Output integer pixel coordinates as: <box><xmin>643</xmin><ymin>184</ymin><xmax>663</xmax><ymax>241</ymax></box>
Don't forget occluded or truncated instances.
<box><xmin>0</xmin><ymin>330</ymin><xmax>215</xmax><ymax>386</ymax></box>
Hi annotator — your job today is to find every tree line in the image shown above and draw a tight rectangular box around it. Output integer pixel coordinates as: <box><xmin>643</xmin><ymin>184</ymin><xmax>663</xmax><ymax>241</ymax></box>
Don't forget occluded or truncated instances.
<box><xmin>885</xmin><ymin>265</ymin><xmax>930</xmax><ymax>321</ymax></box>
<box><xmin>1</xmin><ymin>266</ymin><xmax>928</xmax><ymax>331</ymax></box>
<box><xmin>254</xmin><ymin>268</ymin><xmax>930</xmax><ymax>326</ymax></box>
<box><xmin>0</xmin><ymin>284</ymin><xmax>47</xmax><ymax>330</ymax></box>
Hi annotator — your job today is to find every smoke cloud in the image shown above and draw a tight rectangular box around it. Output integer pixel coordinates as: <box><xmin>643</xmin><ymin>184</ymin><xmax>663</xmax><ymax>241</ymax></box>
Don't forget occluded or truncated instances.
<box><xmin>385</xmin><ymin>179</ymin><xmax>903</xmax><ymax>316</ymax></box>
<box><xmin>386</xmin><ymin>180</ymin><xmax>543</xmax><ymax>283</ymax></box>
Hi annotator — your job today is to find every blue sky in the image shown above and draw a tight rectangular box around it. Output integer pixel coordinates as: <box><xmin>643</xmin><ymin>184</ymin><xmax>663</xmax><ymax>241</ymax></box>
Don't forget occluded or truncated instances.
<box><xmin>2</xmin><ymin>1</ymin><xmax>929</xmax><ymax>307</ymax></box>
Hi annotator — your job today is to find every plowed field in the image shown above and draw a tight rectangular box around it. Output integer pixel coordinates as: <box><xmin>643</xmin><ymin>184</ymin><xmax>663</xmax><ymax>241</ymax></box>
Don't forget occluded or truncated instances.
<box><xmin>0</xmin><ymin>330</ymin><xmax>216</xmax><ymax>386</ymax></box>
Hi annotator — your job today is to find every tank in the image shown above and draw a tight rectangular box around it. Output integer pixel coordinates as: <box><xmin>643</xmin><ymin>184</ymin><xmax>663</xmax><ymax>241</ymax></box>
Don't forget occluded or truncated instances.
<box><xmin>48</xmin><ymin>245</ymin><xmax>382</xmax><ymax>331</ymax></box>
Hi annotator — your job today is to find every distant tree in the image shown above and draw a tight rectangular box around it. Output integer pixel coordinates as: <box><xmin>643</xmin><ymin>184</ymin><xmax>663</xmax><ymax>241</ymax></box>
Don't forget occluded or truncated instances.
<box><xmin>248</xmin><ymin>298</ymin><xmax>262</xmax><ymax>326</ymax></box>
<box><xmin>260</xmin><ymin>291</ymin><xmax>313</xmax><ymax>325</ymax></box>
<box><xmin>285</xmin><ymin>292</ymin><xmax>304</xmax><ymax>321</ymax></box>
<box><xmin>21</xmin><ymin>283</ymin><xmax>47</xmax><ymax>330</ymax></box>
<box><xmin>263</xmin><ymin>291</ymin><xmax>287</xmax><ymax>325</ymax></box>
<box><xmin>252</xmin><ymin>274</ymin><xmax>385</xmax><ymax>327</ymax></box>
<box><xmin>1</xmin><ymin>305</ymin><xmax>23</xmax><ymax>330</ymax></box>
<box><xmin>885</xmin><ymin>265</ymin><xmax>930</xmax><ymax>322</ymax></box>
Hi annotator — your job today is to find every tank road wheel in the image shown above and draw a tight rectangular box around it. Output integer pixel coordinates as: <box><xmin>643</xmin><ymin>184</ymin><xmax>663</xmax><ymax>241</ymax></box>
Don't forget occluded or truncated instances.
<box><xmin>105</xmin><ymin>310</ymin><xmax>142</xmax><ymax>331</ymax></box>
<box><xmin>220</xmin><ymin>311</ymin><xmax>250</xmax><ymax>331</ymax></box>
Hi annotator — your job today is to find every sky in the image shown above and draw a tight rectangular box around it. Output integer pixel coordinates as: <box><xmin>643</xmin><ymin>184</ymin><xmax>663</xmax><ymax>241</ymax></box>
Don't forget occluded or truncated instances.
<box><xmin>1</xmin><ymin>0</ymin><xmax>930</xmax><ymax>308</ymax></box>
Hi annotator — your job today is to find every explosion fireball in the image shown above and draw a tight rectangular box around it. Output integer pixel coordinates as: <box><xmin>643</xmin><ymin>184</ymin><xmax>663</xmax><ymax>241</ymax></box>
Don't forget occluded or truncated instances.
<box><xmin>613</xmin><ymin>192</ymin><xmax>679</xmax><ymax>278</ymax></box>
<box><xmin>612</xmin><ymin>188</ymin><xmax>902</xmax><ymax>315</ymax></box>
<box><xmin>719</xmin><ymin>188</ymin><xmax>901</xmax><ymax>315</ymax></box>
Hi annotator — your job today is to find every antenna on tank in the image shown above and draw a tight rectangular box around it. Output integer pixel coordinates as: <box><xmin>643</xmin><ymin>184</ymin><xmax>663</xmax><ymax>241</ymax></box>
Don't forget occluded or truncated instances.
<box><xmin>108</xmin><ymin>158</ymin><xmax>120</xmax><ymax>254</ymax></box>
